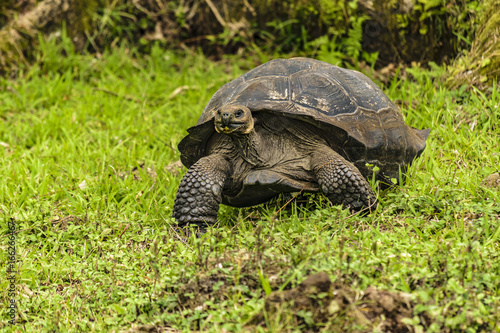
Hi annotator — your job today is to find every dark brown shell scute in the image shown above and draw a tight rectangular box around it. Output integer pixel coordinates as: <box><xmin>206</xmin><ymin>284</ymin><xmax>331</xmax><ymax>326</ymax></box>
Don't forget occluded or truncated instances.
<box><xmin>232</xmin><ymin>76</ymin><xmax>290</xmax><ymax>105</ymax></box>
<box><xmin>291</xmin><ymin>71</ymin><xmax>357</xmax><ymax>115</ymax></box>
<box><xmin>243</xmin><ymin>57</ymin><xmax>315</xmax><ymax>79</ymax></box>
<box><xmin>199</xmin><ymin>58</ymin><xmax>398</xmax><ymax>125</ymax></box>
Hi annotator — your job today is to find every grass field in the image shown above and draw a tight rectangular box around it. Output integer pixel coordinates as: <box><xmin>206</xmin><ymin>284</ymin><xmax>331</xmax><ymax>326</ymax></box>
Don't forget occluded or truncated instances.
<box><xmin>1</xmin><ymin>38</ymin><xmax>499</xmax><ymax>332</ymax></box>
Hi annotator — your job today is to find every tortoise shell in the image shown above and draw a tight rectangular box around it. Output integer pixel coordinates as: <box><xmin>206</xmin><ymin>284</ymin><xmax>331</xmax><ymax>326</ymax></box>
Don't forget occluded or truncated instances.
<box><xmin>178</xmin><ymin>57</ymin><xmax>429</xmax><ymax>184</ymax></box>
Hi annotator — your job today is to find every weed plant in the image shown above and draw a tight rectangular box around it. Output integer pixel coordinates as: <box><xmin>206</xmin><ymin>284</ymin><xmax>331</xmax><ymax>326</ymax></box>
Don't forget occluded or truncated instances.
<box><xmin>0</xmin><ymin>40</ymin><xmax>499</xmax><ymax>332</ymax></box>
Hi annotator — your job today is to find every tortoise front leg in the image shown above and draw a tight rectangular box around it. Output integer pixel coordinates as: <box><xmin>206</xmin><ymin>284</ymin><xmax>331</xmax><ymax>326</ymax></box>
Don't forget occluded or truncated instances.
<box><xmin>311</xmin><ymin>149</ymin><xmax>377</xmax><ymax>213</ymax></box>
<box><xmin>173</xmin><ymin>154</ymin><xmax>230</xmax><ymax>229</ymax></box>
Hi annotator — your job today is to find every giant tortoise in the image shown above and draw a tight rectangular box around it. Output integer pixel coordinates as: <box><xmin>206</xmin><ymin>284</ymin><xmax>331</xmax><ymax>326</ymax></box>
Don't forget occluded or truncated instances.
<box><xmin>172</xmin><ymin>58</ymin><xmax>429</xmax><ymax>229</ymax></box>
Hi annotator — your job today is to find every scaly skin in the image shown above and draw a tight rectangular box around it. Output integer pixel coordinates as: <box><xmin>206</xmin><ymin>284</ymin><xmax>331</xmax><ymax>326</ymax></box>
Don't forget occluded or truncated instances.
<box><xmin>312</xmin><ymin>149</ymin><xmax>377</xmax><ymax>213</ymax></box>
<box><xmin>173</xmin><ymin>154</ymin><xmax>230</xmax><ymax>229</ymax></box>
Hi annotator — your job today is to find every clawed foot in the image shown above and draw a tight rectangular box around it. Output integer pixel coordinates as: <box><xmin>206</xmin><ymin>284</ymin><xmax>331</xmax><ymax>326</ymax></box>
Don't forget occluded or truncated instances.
<box><xmin>313</xmin><ymin>149</ymin><xmax>377</xmax><ymax>214</ymax></box>
<box><xmin>173</xmin><ymin>154</ymin><xmax>230</xmax><ymax>229</ymax></box>
<box><xmin>346</xmin><ymin>198</ymin><xmax>377</xmax><ymax>215</ymax></box>
<box><xmin>172</xmin><ymin>223</ymin><xmax>208</xmax><ymax>240</ymax></box>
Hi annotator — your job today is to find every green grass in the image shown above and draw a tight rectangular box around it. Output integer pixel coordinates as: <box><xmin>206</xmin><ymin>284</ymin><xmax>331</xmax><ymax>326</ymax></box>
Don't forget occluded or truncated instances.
<box><xmin>1</xmin><ymin>39</ymin><xmax>499</xmax><ymax>332</ymax></box>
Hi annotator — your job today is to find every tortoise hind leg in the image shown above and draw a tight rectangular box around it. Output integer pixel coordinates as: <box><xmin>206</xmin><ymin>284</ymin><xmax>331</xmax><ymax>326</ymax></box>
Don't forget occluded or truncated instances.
<box><xmin>311</xmin><ymin>148</ymin><xmax>377</xmax><ymax>213</ymax></box>
<box><xmin>173</xmin><ymin>154</ymin><xmax>230</xmax><ymax>230</ymax></box>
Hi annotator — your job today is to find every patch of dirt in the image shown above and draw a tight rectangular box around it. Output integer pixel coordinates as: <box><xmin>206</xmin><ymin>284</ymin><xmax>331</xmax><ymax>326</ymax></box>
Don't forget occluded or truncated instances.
<box><xmin>126</xmin><ymin>247</ymin><xmax>420</xmax><ymax>332</ymax></box>
<box><xmin>50</xmin><ymin>215</ymin><xmax>84</xmax><ymax>231</ymax></box>
<box><xmin>481</xmin><ymin>173</ymin><xmax>500</xmax><ymax>188</ymax></box>
<box><xmin>250</xmin><ymin>272</ymin><xmax>416</xmax><ymax>332</ymax></box>
<box><xmin>245</xmin><ymin>272</ymin><xmax>415</xmax><ymax>332</ymax></box>
<box><xmin>123</xmin><ymin>324</ymin><xmax>178</xmax><ymax>333</ymax></box>
<box><xmin>171</xmin><ymin>262</ymin><xmax>417</xmax><ymax>332</ymax></box>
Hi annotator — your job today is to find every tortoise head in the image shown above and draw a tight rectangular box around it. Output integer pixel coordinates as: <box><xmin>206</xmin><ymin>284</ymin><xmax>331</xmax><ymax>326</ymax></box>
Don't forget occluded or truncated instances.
<box><xmin>214</xmin><ymin>105</ymin><xmax>254</xmax><ymax>136</ymax></box>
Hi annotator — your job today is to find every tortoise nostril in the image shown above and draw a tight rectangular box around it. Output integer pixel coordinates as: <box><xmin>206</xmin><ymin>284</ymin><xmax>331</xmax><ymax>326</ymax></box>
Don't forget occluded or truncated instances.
<box><xmin>221</xmin><ymin>112</ymin><xmax>231</xmax><ymax>125</ymax></box>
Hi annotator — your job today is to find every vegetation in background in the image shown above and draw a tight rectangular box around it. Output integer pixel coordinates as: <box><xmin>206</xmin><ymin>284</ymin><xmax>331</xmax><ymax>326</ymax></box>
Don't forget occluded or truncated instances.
<box><xmin>447</xmin><ymin>0</ymin><xmax>500</xmax><ymax>90</ymax></box>
<box><xmin>0</xmin><ymin>0</ymin><xmax>492</xmax><ymax>86</ymax></box>
<box><xmin>0</xmin><ymin>35</ymin><xmax>499</xmax><ymax>331</ymax></box>
<box><xmin>359</xmin><ymin>0</ymin><xmax>480</xmax><ymax>66</ymax></box>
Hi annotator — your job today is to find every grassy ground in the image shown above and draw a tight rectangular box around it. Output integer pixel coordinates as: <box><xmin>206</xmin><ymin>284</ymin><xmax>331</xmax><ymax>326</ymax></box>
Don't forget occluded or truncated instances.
<box><xmin>0</xmin><ymin>38</ymin><xmax>499</xmax><ymax>332</ymax></box>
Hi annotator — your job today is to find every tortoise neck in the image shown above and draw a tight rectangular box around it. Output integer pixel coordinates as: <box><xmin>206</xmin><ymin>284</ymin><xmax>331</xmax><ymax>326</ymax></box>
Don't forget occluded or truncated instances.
<box><xmin>230</xmin><ymin>129</ymin><xmax>265</xmax><ymax>166</ymax></box>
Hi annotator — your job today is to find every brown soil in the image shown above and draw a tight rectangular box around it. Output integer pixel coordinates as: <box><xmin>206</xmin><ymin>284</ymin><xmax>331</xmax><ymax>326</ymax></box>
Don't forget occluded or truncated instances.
<box><xmin>173</xmin><ymin>265</ymin><xmax>417</xmax><ymax>332</ymax></box>
<box><xmin>127</xmin><ymin>251</ymin><xmax>420</xmax><ymax>332</ymax></box>
<box><xmin>250</xmin><ymin>272</ymin><xmax>415</xmax><ymax>332</ymax></box>
<box><xmin>481</xmin><ymin>173</ymin><xmax>500</xmax><ymax>189</ymax></box>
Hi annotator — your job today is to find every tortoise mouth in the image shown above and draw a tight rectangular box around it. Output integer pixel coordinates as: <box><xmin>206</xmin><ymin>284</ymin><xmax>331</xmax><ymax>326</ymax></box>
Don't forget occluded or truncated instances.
<box><xmin>214</xmin><ymin>121</ymin><xmax>245</xmax><ymax>134</ymax></box>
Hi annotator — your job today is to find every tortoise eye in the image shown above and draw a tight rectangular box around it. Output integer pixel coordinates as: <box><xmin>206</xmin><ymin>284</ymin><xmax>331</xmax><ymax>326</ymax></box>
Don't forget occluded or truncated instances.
<box><xmin>216</xmin><ymin>110</ymin><xmax>221</xmax><ymax>116</ymax></box>
<box><xmin>235</xmin><ymin>110</ymin><xmax>243</xmax><ymax>118</ymax></box>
